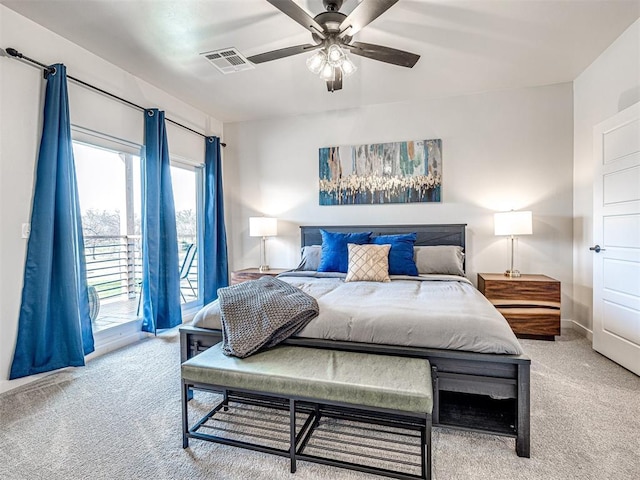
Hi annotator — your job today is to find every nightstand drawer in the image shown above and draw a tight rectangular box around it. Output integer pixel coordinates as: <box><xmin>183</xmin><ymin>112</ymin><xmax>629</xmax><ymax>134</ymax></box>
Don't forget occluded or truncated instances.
<box><xmin>482</xmin><ymin>281</ymin><xmax>560</xmax><ymax>306</ymax></box>
<box><xmin>497</xmin><ymin>308</ymin><xmax>561</xmax><ymax>337</ymax></box>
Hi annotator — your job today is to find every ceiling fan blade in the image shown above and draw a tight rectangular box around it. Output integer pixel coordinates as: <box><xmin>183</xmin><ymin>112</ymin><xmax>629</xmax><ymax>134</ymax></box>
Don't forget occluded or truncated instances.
<box><xmin>338</xmin><ymin>0</ymin><xmax>399</xmax><ymax>38</ymax></box>
<box><xmin>247</xmin><ymin>43</ymin><xmax>320</xmax><ymax>64</ymax></box>
<box><xmin>345</xmin><ymin>41</ymin><xmax>420</xmax><ymax>68</ymax></box>
<box><xmin>326</xmin><ymin>68</ymin><xmax>343</xmax><ymax>92</ymax></box>
<box><xmin>267</xmin><ymin>0</ymin><xmax>326</xmax><ymax>39</ymax></box>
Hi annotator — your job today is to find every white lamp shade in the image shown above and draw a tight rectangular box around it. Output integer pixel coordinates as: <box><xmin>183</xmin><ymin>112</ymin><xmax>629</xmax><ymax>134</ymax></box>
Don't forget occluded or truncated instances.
<box><xmin>319</xmin><ymin>63</ymin><xmax>335</xmax><ymax>81</ymax></box>
<box><xmin>494</xmin><ymin>211</ymin><xmax>532</xmax><ymax>236</ymax></box>
<box><xmin>306</xmin><ymin>51</ymin><xmax>326</xmax><ymax>74</ymax></box>
<box><xmin>326</xmin><ymin>44</ymin><xmax>344</xmax><ymax>66</ymax></box>
<box><xmin>341</xmin><ymin>56</ymin><xmax>357</xmax><ymax>77</ymax></box>
<box><xmin>249</xmin><ymin>217</ymin><xmax>277</xmax><ymax>237</ymax></box>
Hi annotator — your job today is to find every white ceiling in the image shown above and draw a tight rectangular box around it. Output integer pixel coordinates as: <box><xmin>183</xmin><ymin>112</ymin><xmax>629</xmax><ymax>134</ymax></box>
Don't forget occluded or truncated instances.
<box><xmin>2</xmin><ymin>0</ymin><xmax>639</xmax><ymax>123</ymax></box>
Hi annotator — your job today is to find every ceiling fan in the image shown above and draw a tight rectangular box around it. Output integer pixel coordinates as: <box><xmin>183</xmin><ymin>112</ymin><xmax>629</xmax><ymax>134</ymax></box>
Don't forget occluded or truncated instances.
<box><xmin>247</xmin><ymin>0</ymin><xmax>420</xmax><ymax>92</ymax></box>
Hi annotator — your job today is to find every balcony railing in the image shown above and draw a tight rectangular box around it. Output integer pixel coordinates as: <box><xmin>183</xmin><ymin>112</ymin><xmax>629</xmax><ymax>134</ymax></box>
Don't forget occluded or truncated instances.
<box><xmin>84</xmin><ymin>235</ymin><xmax>198</xmax><ymax>328</ymax></box>
<box><xmin>85</xmin><ymin>235</ymin><xmax>142</xmax><ymax>301</ymax></box>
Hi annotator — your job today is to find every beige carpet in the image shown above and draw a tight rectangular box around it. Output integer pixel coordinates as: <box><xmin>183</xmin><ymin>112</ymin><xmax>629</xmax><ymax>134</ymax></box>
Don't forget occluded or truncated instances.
<box><xmin>1</xmin><ymin>328</ymin><xmax>638</xmax><ymax>480</ymax></box>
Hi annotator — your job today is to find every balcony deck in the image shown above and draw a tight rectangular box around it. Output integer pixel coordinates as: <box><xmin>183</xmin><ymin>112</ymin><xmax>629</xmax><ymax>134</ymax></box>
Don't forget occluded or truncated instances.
<box><xmin>94</xmin><ymin>297</ymin><xmax>140</xmax><ymax>332</ymax></box>
<box><xmin>93</xmin><ymin>288</ymin><xmax>198</xmax><ymax>333</ymax></box>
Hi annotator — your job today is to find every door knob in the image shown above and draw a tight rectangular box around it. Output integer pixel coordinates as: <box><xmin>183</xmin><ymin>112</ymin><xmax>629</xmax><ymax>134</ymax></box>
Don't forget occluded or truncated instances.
<box><xmin>589</xmin><ymin>245</ymin><xmax>606</xmax><ymax>253</ymax></box>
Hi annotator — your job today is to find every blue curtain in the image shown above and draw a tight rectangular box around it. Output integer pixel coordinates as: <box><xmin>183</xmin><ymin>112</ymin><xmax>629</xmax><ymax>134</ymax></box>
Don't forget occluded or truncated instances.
<box><xmin>10</xmin><ymin>64</ymin><xmax>94</xmax><ymax>380</ymax></box>
<box><xmin>203</xmin><ymin>136</ymin><xmax>229</xmax><ymax>304</ymax></box>
<box><xmin>141</xmin><ymin>109</ymin><xmax>181</xmax><ymax>333</ymax></box>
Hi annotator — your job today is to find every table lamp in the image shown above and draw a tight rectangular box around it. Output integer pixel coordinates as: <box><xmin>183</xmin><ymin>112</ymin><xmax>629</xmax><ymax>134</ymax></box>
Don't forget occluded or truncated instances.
<box><xmin>249</xmin><ymin>217</ymin><xmax>278</xmax><ymax>272</ymax></box>
<box><xmin>494</xmin><ymin>210</ymin><xmax>532</xmax><ymax>278</ymax></box>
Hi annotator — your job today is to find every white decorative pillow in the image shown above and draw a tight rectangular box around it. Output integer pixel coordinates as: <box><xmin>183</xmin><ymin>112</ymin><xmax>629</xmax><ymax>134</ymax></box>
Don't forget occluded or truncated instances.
<box><xmin>414</xmin><ymin>245</ymin><xmax>465</xmax><ymax>276</ymax></box>
<box><xmin>345</xmin><ymin>244</ymin><xmax>391</xmax><ymax>283</ymax></box>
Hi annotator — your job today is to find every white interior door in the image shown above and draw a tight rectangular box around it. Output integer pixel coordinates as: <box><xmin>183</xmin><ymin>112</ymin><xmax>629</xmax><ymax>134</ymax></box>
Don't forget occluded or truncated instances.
<box><xmin>592</xmin><ymin>102</ymin><xmax>640</xmax><ymax>376</ymax></box>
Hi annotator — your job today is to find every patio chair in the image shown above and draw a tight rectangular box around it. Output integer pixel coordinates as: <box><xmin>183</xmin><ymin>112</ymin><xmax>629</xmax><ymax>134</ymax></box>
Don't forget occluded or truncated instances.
<box><xmin>179</xmin><ymin>243</ymin><xmax>198</xmax><ymax>302</ymax></box>
<box><xmin>136</xmin><ymin>243</ymin><xmax>198</xmax><ymax>315</ymax></box>
<box><xmin>88</xmin><ymin>285</ymin><xmax>100</xmax><ymax>322</ymax></box>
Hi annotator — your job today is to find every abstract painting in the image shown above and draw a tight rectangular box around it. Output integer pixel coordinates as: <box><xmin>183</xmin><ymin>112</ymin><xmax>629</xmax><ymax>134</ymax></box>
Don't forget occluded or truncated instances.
<box><xmin>319</xmin><ymin>139</ymin><xmax>442</xmax><ymax>205</ymax></box>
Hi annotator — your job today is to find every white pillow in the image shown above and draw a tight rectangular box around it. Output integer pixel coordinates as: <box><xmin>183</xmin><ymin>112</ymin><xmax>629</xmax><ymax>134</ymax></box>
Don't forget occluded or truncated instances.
<box><xmin>414</xmin><ymin>245</ymin><xmax>465</xmax><ymax>276</ymax></box>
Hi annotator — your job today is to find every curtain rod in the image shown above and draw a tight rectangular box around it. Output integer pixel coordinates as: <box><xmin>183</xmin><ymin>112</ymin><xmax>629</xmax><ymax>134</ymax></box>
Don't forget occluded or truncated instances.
<box><xmin>4</xmin><ymin>47</ymin><xmax>226</xmax><ymax>147</ymax></box>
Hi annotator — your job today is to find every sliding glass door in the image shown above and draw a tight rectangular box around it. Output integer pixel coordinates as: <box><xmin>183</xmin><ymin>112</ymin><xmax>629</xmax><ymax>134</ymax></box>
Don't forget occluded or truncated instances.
<box><xmin>74</xmin><ymin>141</ymin><xmax>142</xmax><ymax>331</ymax></box>
<box><xmin>171</xmin><ymin>162</ymin><xmax>202</xmax><ymax>308</ymax></box>
<box><xmin>74</xmin><ymin>141</ymin><xmax>204</xmax><ymax>330</ymax></box>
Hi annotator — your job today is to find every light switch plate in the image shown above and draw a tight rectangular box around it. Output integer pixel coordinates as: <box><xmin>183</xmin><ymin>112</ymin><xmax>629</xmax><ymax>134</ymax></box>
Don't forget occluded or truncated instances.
<box><xmin>21</xmin><ymin>223</ymin><xmax>30</xmax><ymax>239</ymax></box>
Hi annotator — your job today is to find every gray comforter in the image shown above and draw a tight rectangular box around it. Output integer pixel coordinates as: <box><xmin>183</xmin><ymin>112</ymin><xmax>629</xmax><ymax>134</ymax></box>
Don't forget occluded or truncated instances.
<box><xmin>194</xmin><ymin>272</ymin><xmax>524</xmax><ymax>355</ymax></box>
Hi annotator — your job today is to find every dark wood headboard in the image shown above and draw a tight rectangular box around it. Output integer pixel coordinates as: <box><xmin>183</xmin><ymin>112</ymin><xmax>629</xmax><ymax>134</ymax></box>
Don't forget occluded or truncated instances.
<box><xmin>300</xmin><ymin>224</ymin><xmax>466</xmax><ymax>250</ymax></box>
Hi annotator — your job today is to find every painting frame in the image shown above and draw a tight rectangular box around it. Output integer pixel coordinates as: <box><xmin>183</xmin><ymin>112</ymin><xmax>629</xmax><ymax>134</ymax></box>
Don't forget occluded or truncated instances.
<box><xmin>319</xmin><ymin>139</ymin><xmax>442</xmax><ymax>205</ymax></box>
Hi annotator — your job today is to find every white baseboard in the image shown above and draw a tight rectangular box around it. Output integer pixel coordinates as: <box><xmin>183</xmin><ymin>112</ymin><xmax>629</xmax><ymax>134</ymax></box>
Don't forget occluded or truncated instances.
<box><xmin>562</xmin><ymin>318</ymin><xmax>593</xmax><ymax>341</ymax></box>
<box><xmin>0</xmin><ymin>373</ymin><xmax>51</xmax><ymax>395</ymax></box>
<box><xmin>561</xmin><ymin>318</ymin><xmax>573</xmax><ymax>330</ymax></box>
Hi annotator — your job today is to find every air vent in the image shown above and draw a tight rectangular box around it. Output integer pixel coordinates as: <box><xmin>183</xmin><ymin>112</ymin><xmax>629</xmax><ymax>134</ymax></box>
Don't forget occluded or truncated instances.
<box><xmin>201</xmin><ymin>48</ymin><xmax>254</xmax><ymax>74</ymax></box>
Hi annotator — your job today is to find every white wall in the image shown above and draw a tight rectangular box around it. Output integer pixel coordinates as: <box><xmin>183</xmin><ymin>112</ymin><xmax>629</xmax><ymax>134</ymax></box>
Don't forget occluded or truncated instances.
<box><xmin>573</xmin><ymin>19</ymin><xmax>640</xmax><ymax>334</ymax></box>
<box><xmin>0</xmin><ymin>5</ymin><xmax>223</xmax><ymax>393</ymax></box>
<box><xmin>224</xmin><ymin>83</ymin><xmax>574</xmax><ymax>316</ymax></box>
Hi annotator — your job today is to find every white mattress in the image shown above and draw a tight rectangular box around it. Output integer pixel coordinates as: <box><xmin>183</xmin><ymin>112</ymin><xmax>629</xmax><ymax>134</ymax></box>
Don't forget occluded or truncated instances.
<box><xmin>193</xmin><ymin>272</ymin><xmax>524</xmax><ymax>355</ymax></box>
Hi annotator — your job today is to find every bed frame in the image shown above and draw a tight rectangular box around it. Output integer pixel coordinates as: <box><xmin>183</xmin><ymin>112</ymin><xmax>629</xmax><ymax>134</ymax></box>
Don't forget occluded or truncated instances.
<box><xmin>179</xmin><ymin>224</ymin><xmax>531</xmax><ymax>457</ymax></box>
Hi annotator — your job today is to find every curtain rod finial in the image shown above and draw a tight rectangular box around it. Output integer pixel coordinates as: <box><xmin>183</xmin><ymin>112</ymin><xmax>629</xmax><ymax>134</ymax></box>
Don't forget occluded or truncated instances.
<box><xmin>5</xmin><ymin>47</ymin><xmax>21</xmax><ymax>58</ymax></box>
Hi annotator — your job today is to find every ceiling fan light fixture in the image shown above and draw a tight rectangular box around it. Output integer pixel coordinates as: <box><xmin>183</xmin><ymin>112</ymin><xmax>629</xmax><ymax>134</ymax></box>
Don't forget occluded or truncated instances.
<box><xmin>319</xmin><ymin>63</ymin><xmax>335</xmax><ymax>81</ymax></box>
<box><xmin>252</xmin><ymin>0</ymin><xmax>419</xmax><ymax>92</ymax></box>
<box><xmin>340</xmin><ymin>55</ymin><xmax>357</xmax><ymax>77</ymax></box>
<box><xmin>326</xmin><ymin>44</ymin><xmax>345</xmax><ymax>67</ymax></box>
<box><xmin>306</xmin><ymin>50</ymin><xmax>327</xmax><ymax>74</ymax></box>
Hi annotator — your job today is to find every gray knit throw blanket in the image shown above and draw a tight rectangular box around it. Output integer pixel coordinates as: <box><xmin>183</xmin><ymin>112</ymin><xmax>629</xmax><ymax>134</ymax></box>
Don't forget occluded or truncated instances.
<box><xmin>218</xmin><ymin>276</ymin><xmax>319</xmax><ymax>358</ymax></box>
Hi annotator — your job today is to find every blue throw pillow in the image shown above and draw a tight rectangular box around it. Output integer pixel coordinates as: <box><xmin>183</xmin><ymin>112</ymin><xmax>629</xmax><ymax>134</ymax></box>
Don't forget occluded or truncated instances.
<box><xmin>371</xmin><ymin>233</ymin><xmax>418</xmax><ymax>276</ymax></box>
<box><xmin>317</xmin><ymin>230</ymin><xmax>372</xmax><ymax>273</ymax></box>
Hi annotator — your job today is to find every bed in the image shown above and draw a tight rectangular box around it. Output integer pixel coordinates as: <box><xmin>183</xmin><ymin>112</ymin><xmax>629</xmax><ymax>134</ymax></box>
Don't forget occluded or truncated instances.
<box><xmin>179</xmin><ymin>224</ymin><xmax>531</xmax><ymax>457</ymax></box>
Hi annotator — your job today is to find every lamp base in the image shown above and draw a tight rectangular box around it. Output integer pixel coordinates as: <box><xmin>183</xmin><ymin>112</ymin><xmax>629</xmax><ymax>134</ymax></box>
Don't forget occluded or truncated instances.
<box><xmin>504</xmin><ymin>269</ymin><xmax>521</xmax><ymax>278</ymax></box>
<box><xmin>259</xmin><ymin>265</ymin><xmax>270</xmax><ymax>273</ymax></box>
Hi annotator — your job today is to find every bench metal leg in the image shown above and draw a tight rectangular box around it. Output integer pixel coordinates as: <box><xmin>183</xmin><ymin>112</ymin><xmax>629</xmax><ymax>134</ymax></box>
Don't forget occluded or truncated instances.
<box><xmin>179</xmin><ymin>334</ymin><xmax>194</xmax><ymax>402</ymax></box>
<box><xmin>290</xmin><ymin>399</ymin><xmax>297</xmax><ymax>473</ymax></box>
<box><xmin>421</xmin><ymin>423</ymin><xmax>426</xmax><ymax>479</ymax></box>
<box><xmin>421</xmin><ymin>415</ymin><xmax>432</xmax><ymax>480</ymax></box>
<box><xmin>516</xmin><ymin>363</ymin><xmax>531</xmax><ymax>458</ymax></box>
<box><xmin>431</xmin><ymin>366</ymin><xmax>439</xmax><ymax>425</ymax></box>
<box><xmin>223</xmin><ymin>389</ymin><xmax>229</xmax><ymax>411</ymax></box>
<box><xmin>181</xmin><ymin>380</ymin><xmax>190</xmax><ymax>449</ymax></box>
<box><xmin>425</xmin><ymin>415</ymin><xmax>432</xmax><ymax>480</ymax></box>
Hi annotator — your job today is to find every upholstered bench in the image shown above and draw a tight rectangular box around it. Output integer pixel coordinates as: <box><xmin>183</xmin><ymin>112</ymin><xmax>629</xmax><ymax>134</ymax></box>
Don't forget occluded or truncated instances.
<box><xmin>181</xmin><ymin>343</ymin><xmax>433</xmax><ymax>480</ymax></box>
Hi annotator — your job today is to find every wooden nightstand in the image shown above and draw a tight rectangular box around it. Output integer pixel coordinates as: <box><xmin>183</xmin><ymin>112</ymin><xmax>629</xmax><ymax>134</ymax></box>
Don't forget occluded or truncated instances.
<box><xmin>230</xmin><ymin>268</ymin><xmax>289</xmax><ymax>285</ymax></box>
<box><xmin>477</xmin><ymin>273</ymin><xmax>561</xmax><ymax>340</ymax></box>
